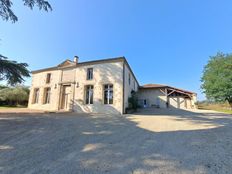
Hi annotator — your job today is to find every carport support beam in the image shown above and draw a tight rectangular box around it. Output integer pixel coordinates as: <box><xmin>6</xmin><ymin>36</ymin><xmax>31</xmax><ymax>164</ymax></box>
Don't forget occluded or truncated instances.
<box><xmin>165</xmin><ymin>88</ymin><xmax>168</xmax><ymax>108</ymax></box>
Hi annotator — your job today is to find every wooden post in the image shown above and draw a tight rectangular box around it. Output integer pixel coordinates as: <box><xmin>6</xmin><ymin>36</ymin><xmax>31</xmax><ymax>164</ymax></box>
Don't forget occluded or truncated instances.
<box><xmin>165</xmin><ymin>88</ymin><xmax>168</xmax><ymax>108</ymax></box>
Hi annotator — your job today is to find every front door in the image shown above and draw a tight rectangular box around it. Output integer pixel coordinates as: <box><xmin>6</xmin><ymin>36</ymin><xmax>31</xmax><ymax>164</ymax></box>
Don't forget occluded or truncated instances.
<box><xmin>60</xmin><ymin>85</ymin><xmax>71</xmax><ymax>110</ymax></box>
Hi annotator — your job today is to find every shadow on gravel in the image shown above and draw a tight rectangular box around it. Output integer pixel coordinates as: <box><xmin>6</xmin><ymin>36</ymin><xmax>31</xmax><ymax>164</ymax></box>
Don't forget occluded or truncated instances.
<box><xmin>0</xmin><ymin>110</ymin><xmax>232</xmax><ymax>174</ymax></box>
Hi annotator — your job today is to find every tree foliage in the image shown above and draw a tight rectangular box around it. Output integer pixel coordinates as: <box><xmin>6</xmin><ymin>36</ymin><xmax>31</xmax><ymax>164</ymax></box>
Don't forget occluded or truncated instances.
<box><xmin>0</xmin><ymin>0</ymin><xmax>52</xmax><ymax>85</ymax></box>
<box><xmin>128</xmin><ymin>90</ymin><xmax>138</xmax><ymax>110</ymax></box>
<box><xmin>0</xmin><ymin>85</ymin><xmax>29</xmax><ymax>105</ymax></box>
<box><xmin>201</xmin><ymin>52</ymin><xmax>232</xmax><ymax>108</ymax></box>
<box><xmin>0</xmin><ymin>55</ymin><xmax>30</xmax><ymax>85</ymax></box>
<box><xmin>0</xmin><ymin>0</ymin><xmax>52</xmax><ymax>22</ymax></box>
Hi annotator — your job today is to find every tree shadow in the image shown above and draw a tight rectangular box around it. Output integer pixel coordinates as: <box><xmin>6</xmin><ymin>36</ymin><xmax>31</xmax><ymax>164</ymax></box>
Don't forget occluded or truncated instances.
<box><xmin>0</xmin><ymin>110</ymin><xmax>232</xmax><ymax>173</ymax></box>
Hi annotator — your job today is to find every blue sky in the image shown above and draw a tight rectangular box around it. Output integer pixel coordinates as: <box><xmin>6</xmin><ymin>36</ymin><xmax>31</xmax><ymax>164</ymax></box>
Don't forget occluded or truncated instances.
<box><xmin>1</xmin><ymin>0</ymin><xmax>232</xmax><ymax>100</ymax></box>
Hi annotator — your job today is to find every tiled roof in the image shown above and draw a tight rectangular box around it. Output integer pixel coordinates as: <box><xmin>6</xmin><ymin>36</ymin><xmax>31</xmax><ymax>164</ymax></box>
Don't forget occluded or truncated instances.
<box><xmin>140</xmin><ymin>84</ymin><xmax>196</xmax><ymax>94</ymax></box>
<box><xmin>141</xmin><ymin>84</ymin><xmax>168</xmax><ymax>88</ymax></box>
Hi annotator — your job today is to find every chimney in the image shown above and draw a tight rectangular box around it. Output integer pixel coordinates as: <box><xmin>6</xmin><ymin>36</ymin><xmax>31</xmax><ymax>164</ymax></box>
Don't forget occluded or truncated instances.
<box><xmin>73</xmin><ymin>56</ymin><xmax>79</xmax><ymax>63</ymax></box>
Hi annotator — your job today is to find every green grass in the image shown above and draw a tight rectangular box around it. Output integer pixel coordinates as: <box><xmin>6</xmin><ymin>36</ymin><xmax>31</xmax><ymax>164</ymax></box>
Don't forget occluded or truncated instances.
<box><xmin>213</xmin><ymin>109</ymin><xmax>232</xmax><ymax>114</ymax></box>
<box><xmin>0</xmin><ymin>105</ymin><xmax>26</xmax><ymax>109</ymax></box>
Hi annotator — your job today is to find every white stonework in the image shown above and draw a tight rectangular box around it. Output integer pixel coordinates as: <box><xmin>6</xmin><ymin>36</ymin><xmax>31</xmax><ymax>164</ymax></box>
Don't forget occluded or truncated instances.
<box><xmin>28</xmin><ymin>57</ymin><xmax>139</xmax><ymax>114</ymax></box>
<box><xmin>28</xmin><ymin>57</ymin><xmax>197</xmax><ymax>114</ymax></box>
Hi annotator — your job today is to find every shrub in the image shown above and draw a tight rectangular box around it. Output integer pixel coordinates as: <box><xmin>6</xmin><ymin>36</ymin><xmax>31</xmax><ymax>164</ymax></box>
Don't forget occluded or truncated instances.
<box><xmin>128</xmin><ymin>90</ymin><xmax>138</xmax><ymax>111</ymax></box>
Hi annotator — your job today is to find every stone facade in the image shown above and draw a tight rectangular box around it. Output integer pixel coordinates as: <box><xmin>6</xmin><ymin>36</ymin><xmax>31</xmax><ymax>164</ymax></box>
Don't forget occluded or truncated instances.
<box><xmin>28</xmin><ymin>57</ymin><xmax>197</xmax><ymax>114</ymax></box>
<box><xmin>28</xmin><ymin>57</ymin><xmax>139</xmax><ymax>114</ymax></box>
<box><xmin>138</xmin><ymin>89</ymin><xmax>167</xmax><ymax>108</ymax></box>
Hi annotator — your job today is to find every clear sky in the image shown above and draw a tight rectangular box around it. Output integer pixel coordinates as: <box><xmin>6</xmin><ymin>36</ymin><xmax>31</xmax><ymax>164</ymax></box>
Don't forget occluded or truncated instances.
<box><xmin>1</xmin><ymin>0</ymin><xmax>232</xmax><ymax>100</ymax></box>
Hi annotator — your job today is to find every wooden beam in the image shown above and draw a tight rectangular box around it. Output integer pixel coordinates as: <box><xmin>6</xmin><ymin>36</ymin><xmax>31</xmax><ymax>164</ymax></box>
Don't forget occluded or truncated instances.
<box><xmin>167</xmin><ymin>88</ymin><xmax>192</xmax><ymax>98</ymax></box>
<box><xmin>167</xmin><ymin>89</ymin><xmax>176</xmax><ymax>96</ymax></box>
<box><xmin>160</xmin><ymin>88</ymin><xmax>166</xmax><ymax>95</ymax></box>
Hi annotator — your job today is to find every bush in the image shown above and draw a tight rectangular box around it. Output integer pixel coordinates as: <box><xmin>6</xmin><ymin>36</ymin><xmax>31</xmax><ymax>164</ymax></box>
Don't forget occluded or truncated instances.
<box><xmin>128</xmin><ymin>90</ymin><xmax>138</xmax><ymax>111</ymax></box>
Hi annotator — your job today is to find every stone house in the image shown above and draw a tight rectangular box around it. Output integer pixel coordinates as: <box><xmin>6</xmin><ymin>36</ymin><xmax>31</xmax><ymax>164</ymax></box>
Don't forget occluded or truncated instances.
<box><xmin>28</xmin><ymin>56</ymin><xmax>197</xmax><ymax>114</ymax></box>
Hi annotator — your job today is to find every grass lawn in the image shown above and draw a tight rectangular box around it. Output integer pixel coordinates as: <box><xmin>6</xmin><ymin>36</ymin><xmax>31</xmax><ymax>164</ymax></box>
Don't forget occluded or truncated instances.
<box><xmin>0</xmin><ymin>106</ymin><xmax>27</xmax><ymax>109</ymax></box>
<box><xmin>212</xmin><ymin>109</ymin><xmax>232</xmax><ymax>114</ymax></box>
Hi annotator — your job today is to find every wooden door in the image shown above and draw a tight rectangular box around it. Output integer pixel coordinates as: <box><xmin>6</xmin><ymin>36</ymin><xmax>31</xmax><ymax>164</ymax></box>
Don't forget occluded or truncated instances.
<box><xmin>60</xmin><ymin>85</ymin><xmax>71</xmax><ymax>110</ymax></box>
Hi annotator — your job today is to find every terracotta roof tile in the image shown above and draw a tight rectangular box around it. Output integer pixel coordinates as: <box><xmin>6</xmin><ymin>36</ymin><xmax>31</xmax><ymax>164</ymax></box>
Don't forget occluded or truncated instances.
<box><xmin>140</xmin><ymin>84</ymin><xmax>196</xmax><ymax>94</ymax></box>
<box><xmin>141</xmin><ymin>84</ymin><xmax>168</xmax><ymax>88</ymax></box>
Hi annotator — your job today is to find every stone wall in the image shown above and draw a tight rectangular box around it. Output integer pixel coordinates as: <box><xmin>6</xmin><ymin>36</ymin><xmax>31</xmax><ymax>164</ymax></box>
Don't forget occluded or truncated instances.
<box><xmin>137</xmin><ymin>89</ymin><xmax>167</xmax><ymax>108</ymax></box>
<box><xmin>73</xmin><ymin>61</ymin><xmax>124</xmax><ymax>114</ymax></box>
<box><xmin>28</xmin><ymin>70</ymin><xmax>61</xmax><ymax>111</ymax></box>
<box><xmin>123</xmin><ymin>64</ymin><xmax>139</xmax><ymax>112</ymax></box>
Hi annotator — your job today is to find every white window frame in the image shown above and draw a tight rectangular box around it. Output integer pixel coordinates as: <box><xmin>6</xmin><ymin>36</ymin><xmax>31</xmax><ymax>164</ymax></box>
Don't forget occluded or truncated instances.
<box><xmin>104</xmin><ymin>84</ymin><xmax>113</xmax><ymax>105</ymax></box>
<box><xmin>46</xmin><ymin>73</ymin><xmax>51</xmax><ymax>84</ymax></box>
<box><xmin>87</xmin><ymin>68</ymin><xmax>93</xmax><ymax>80</ymax></box>
<box><xmin>85</xmin><ymin>85</ymin><xmax>93</xmax><ymax>104</ymax></box>
<box><xmin>33</xmin><ymin>88</ymin><xmax>40</xmax><ymax>104</ymax></box>
<box><xmin>44</xmin><ymin>88</ymin><xmax>51</xmax><ymax>104</ymax></box>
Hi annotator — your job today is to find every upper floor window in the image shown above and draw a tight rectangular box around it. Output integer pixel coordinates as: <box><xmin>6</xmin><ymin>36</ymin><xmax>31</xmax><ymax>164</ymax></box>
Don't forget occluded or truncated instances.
<box><xmin>104</xmin><ymin>84</ymin><xmax>113</xmax><ymax>104</ymax></box>
<box><xmin>87</xmin><ymin>68</ymin><xmax>93</xmax><ymax>80</ymax></box>
<box><xmin>43</xmin><ymin>88</ymin><xmax>51</xmax><ymax>104</ymax></box>
<box><xmin>46</xmin><ymin>73</ymin><xmax>51</xmax><ymax>84</ymax></box>
<box><xmin>129</xmin><ymin>73</ymin><xmax>131</xmax><ymax>85</ymax></box>
<box><xmin>33</xmin><ymin>88</ymin><xmax>40</xmax><ymax>104</ymax></box>
<box><xmin>85</xmin><ymin>85</ymin><xmax>93</xmax><ymax>104</ymax></box>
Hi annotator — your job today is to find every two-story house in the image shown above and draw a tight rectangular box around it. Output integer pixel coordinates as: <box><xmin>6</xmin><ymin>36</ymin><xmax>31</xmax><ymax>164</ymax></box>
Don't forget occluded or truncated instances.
<box><xmin>28</xmin><ymin>57</ymin><xmax>139</xmax><ymax>114</ymax></box>
<box><xmin>28</xmin><ymin>56</ymin><xmax>197</xmax><ymax>114</ymax></box>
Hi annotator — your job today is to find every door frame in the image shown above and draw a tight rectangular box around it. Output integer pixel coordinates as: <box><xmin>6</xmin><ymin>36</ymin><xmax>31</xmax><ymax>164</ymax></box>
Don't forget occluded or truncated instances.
<box><xmin>59</xmin><ymin>84</ymin><xmax>72</xmax><ymax>110</ymax></box>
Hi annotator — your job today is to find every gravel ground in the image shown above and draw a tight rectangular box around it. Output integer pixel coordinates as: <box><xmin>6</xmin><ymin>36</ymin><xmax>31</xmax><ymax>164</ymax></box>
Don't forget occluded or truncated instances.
<box><xmin>0</xmin><ymin>109</ymin><xmax>232</xmax><ymax>174</ymax></box>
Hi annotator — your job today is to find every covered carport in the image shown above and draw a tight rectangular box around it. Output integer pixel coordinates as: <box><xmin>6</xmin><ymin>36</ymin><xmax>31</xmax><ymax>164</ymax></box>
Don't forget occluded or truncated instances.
<box><xmin>138</xmin><ymin>84</ymin><xmax>197</xmax><ymax>109</ymax></box>
<box><xmin>161</xmin><ymin>87</ymin><xmax>195</xmax><ymax>109</ymax></box>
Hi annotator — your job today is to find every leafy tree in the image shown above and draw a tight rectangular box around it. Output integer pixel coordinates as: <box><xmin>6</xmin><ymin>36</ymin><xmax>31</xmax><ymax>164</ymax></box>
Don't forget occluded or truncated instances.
<box><xmin>0</xmin><ymin>86</ymin><xmax>29</xmax><ymax>105</ymax></box>
<box><xmin>201</xmin><ymin>52</ymin><xmax>232</xmax><ymax>109</ymax></box>
<box><xmin>0</xmin><ymin>84</ymin><xmax>8</xmax><ymax>90</ymax></box>
<box><xmin>0</xmin><ymin>55</ymin><xmax>30</xmax><ymax>85</ymax></box>
<box><xmin>0</xmin><ymin>0</ymin><xmax>52</xmax><ymax>22</ymax></box>
<box><xmin>0</xmin><ymin>0</ymin><xmax>52</xmax><ymax>85</ymax></box>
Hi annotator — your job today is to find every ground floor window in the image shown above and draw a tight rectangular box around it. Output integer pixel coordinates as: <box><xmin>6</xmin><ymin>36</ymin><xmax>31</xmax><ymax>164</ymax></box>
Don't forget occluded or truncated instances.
<box><xmin>33</xmin><ymin>88</ymin><xmax>40</xmax><ymax>104</ymax></box>
<box><xmin>43</xmin><ymin>88</ymin><xmax>51</xmax><ymax>104</ymax></box>
<box><xmin>85</xmin><ymin>85</ymin><xmax>93</xmax><ymax>104</ymax></box>
<box><xmin>104</xmin><ymin>84</ymin><xmax>113</xmax><ymax>104</ymax></box>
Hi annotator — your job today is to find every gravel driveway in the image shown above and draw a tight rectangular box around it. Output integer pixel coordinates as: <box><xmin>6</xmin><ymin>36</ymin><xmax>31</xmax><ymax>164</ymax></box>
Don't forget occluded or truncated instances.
<box><xmin>0</xmin><ymin>109</ymin><xmax>232</xmax><ymax>174</ymax></box>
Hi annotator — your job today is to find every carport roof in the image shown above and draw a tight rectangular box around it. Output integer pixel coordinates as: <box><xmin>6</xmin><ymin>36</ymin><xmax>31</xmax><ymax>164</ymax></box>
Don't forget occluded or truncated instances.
<box><xmin>140</xmin><ymin>84</ymin><xmax>196</xmax><ymax>95</ymax></box>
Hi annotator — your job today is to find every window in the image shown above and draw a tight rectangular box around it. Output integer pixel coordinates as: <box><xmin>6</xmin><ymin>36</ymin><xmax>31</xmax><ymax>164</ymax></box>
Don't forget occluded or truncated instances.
<box><xmin>104</xmin><ymin>84</ymin><xmax>113</xmax><ymax>104</ymax></box>
<box><xmin>46</xmin><ymin>73</ymin><xmax>51</xmax><ymax>84</ymax></box>
<box><xmin>33</xmin><ymin>88</ymin><xmax>40</xmax><ymax>104</ymax></box>
<box><xmin>87</xmin><ymin>68</ymin><xmax>93</xmax><ymax>80</ymax></box>
<box><xmin>43</xmin><ymin>88</ymin><xmax>51</xmax><ymax>104</ymax></box>
<box><xmin>129</xmin><ymin>73</ymin><xmax>131</xmax><ymax>85</ymax></box>
<box><xmin>134</xmin><ymin>81</ymin><xmax>136</xmax><ymax>90</ymax></box>
<box><xmin>85</xmin><ymin>85</ymin><xmax>93</xmax><ymax>104</ymax></box>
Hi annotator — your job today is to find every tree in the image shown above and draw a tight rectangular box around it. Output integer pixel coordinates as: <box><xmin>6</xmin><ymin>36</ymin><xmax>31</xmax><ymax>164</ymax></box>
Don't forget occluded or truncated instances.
<box><xmin>0</xmin><ymin>86</ymin><xmax>29</xmax><ymax>105</ymax></box>
<box><xmin>201</xmin><ymin>52</ymin><xmax>232</xmax><ymax>109</ymax></box>
<box><xmin>0</xmin><ymin>0</ymin><xmax>52</xmax><ymax>22</ymax></box>
<box><xmin>0</xmin><ymin>84</ymin><xmax>8</xmax><ymax>90</ymax></box>
<box><xmin>0</xmin><ymin>55</ymin><xmax>30</xmax><ymax>85</ymax></box>
<box><xmin>0</xmin><ymin>0</ymin><xmax>52</xmax><ymax>85</ymax></box>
